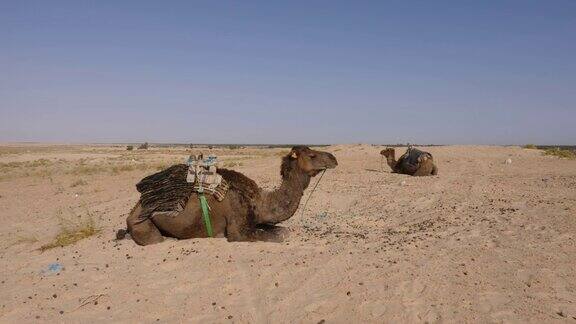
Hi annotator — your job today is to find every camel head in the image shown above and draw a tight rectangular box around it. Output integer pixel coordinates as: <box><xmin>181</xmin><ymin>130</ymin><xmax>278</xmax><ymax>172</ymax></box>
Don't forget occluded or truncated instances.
<box><xmin>282</xmin><ymin>146</ymin><xmax>338</xmax><ymax>178</ymax></box>
<box><xmin>380</xmin><ymin>148</ymin><xmax>395</xmax><ymax>159</ymax></box>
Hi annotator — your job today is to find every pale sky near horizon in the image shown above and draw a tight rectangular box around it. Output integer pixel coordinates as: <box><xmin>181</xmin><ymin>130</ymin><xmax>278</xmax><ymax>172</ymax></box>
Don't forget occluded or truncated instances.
<box><xmin>1</xmin><ymin>1</ymin><xmax>575</xmax><ymax>145</ymax></box>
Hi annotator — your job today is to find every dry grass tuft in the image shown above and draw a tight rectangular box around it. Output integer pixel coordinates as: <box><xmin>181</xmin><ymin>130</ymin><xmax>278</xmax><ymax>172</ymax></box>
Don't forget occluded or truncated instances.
<box><xmin>40</xmin><ymin>209</ymin><xmax>100</xmax><ymax>251</ymax></box>
<box><xmin>69</xmin><ymin>164</ymin><xmax>107</xmax><ymax>176</ymax></box>
<box><xmin>544</xmin><ymin>147</ymin><xmax>575</xmax><ymax>159</ymax></box>
<box><xmin>111</xmin><ymin>164</ymin><xmax>137</xmax><ymax>174</ymax></box>
<box><xmin>223</xmin><ymin>161</ymin><xmax>243</xmax><ymax>168</ymax></box>
<box><xmin>4</xmin><ymin>235</ymin><xmax>39</xmax><ymax>249</ymax></box>
<box><xmin>70</xmin><ymin>179</ymin><xmax>88</xmax><ymax>187</ymax></box>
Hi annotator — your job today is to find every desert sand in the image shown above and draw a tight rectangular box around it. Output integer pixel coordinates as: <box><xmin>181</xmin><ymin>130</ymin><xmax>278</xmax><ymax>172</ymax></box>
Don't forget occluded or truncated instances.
<box><xmin>0</xmin><ymin>144</ymin><xmax>575</xmax><ymax>323</ymax></box>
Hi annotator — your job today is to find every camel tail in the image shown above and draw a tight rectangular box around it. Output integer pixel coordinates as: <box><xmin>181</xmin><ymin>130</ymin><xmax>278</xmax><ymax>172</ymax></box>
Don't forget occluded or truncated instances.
<box><xmin>116</xmin><ymin>229</ymin><xmax>128</xmax><ymax>240</ymax></box>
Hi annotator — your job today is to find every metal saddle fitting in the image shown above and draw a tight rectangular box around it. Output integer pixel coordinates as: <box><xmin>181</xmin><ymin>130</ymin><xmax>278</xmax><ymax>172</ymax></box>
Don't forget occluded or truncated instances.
<box><xmin>186</xmin><ymin>154</ymin><xmax>228</xmax><ymax>201</ymax></box>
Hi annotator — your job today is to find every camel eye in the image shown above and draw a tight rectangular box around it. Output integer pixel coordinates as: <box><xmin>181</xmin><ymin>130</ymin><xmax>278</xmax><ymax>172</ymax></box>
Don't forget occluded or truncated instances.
<box><xmin>310</xmin><ymin>154</ymin><xmax>316</xmax><ymax>159</ymax></box>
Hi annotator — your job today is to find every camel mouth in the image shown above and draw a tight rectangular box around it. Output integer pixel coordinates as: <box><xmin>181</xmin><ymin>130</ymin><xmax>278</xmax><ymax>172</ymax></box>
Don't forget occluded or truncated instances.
<box><xmin>308</xmin><ymin>169</ymin><xmax>322</xmax><ymax>176</ymax></box>
<box><xmin>309</xmin><ymin>165</ymin><xmax>335</xmax><ymax>176</ymax></box>
<box><xmin>309</xmin><ymin>168</ymin><xmax>328</xmax><ymax>176</ymax></box>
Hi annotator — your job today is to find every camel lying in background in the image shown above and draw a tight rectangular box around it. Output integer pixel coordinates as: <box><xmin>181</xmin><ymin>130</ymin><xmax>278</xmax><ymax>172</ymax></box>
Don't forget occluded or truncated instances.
<box><xmin>380</xmin><ymin>147</ymin><xmax>438</xmax><ymax>176</ymax></box>
<box><xmin>122</xmin><ymin>146</ymin><xmax>338</xmax><ymax>245</ymax></box>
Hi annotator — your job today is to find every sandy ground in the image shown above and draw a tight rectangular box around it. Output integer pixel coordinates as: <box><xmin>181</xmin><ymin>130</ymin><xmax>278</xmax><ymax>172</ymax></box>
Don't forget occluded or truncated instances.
<box><xmin>0</xmin><ymin>144</ymin><xmax>575</xmax><ymax>323</ymax></box>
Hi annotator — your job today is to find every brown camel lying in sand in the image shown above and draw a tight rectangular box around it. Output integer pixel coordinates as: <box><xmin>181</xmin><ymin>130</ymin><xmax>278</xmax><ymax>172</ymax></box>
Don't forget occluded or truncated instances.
<box><xmin>380</xmin><ymin>147</ymin><xmax>438</xmax><ymax>176</ymax></box>
<box><xmin>122</xmin><ymin>146</ymin><xmax>337</xmax><ymax>245</ymax></box>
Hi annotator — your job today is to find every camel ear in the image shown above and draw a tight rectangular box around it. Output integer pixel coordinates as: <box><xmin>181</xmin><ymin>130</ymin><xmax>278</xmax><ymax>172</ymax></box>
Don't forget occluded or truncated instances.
<box><xmin>290</xmin><ymin>151</ymin><xmax>298</xmax><ymax>159</ymax></box>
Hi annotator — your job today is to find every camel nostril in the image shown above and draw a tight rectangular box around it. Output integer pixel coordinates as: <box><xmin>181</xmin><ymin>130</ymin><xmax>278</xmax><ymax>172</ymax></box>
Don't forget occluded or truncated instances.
<box><xmin>329</xmin><ymin>154</ymin><xmax>338</xmax><ymax>167</ymax></box>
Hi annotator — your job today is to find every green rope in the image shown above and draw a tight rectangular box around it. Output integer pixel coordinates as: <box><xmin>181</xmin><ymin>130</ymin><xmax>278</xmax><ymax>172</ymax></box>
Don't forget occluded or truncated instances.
<box><xmin>199</xmin><ymin>194</ymin><xmax>213</xmax><ymax>237</ymax></box>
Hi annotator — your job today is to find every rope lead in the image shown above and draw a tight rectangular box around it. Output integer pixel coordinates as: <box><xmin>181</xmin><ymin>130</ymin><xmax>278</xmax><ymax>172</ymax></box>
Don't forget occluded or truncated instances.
<box><xmin>300</xmin><ymin>169</ymin><xmax>327</xmax><ymax>218</ymax></box>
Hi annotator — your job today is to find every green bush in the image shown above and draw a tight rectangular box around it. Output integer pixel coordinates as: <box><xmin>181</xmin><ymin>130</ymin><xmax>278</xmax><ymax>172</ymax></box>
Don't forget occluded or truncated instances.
<box><xmin>544</xmin><ymin>147</ymin><xmax>575</xmax><ymax>159</ymax></box>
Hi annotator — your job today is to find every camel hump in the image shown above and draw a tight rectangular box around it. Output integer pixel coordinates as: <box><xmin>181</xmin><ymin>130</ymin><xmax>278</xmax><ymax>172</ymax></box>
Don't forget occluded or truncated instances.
<box><xmin>217</xmin><ymin>168</ymin><xmax>260</xmax><ymax>200</ymax></box>
<box><xmin>403</xmin><ymin>148</ymin><xmax>432</xmax><ymax>165</ymax></box>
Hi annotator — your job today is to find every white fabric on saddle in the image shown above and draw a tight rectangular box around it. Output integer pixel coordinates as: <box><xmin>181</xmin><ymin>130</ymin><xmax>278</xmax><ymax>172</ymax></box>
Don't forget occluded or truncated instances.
<box><xmin>186</xmin><ymin>156</ymin><xmax>229</xmax><ymax>201</ymax></box>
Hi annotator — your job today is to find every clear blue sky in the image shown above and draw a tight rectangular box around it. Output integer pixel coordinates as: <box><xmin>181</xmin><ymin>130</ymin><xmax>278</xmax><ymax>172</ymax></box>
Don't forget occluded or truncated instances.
<box><xmin>1</xmin><ymin>1</ymin><xmax>575</xmax><ymax>145</ymax></box>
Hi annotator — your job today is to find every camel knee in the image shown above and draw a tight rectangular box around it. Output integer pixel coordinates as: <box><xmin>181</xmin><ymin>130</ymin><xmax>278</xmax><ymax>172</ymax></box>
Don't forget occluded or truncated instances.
<box><xmin>127</xmin><ymin>203</ymin><xmax>165</xmax><ymax>246</ymax></box>
<box><xmin>128</xmin><ymin>218</ymin><xmax>165</xmax><ymax>246</ymax></box>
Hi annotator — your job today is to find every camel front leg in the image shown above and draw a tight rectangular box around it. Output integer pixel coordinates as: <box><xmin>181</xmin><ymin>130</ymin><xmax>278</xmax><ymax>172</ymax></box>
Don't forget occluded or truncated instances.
<box><xmin>127</xmin><ymin>203</ymin><xmax>165</xmax><ymax>246</ymax></box>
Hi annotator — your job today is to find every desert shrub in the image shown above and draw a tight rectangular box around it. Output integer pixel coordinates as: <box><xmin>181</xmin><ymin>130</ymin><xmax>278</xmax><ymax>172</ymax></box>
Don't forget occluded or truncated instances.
<box><xmin>524</xmin><ymin>144</ymin><xmax>537</xmax><ymax>149</ymax></box>
<box><xmin>544</xmin><ymin>147</ymin><xmax>575</xmax><ymax>159</ymax></box>
<box><xmin>126</xmin><ymin>145</ymin><xmax>134</xmax><ymax>151</ymax></box>
<box><xmin>40</xmin><ymin>209</ymin><xmax>100</xmax><ymax>251</ymax></box>
<box><xmin>138</xmin><ymin>142</ymin><xmax>149</xmax><ymax>150</ymax></box>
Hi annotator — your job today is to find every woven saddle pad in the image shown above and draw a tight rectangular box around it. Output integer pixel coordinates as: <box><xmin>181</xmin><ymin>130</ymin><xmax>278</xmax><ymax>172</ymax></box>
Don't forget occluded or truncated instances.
<box><xmin>136</xmin><ymin>164</ymin><xmax>229</xmax><ymax>221</ymax></box>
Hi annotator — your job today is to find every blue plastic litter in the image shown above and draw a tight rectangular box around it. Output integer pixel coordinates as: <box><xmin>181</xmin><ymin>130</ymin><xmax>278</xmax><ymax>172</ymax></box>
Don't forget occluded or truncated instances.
<box><xmin>40</xmin><ymin>262</ymin><xmax>64</xmax><ymax>275</ymax></box>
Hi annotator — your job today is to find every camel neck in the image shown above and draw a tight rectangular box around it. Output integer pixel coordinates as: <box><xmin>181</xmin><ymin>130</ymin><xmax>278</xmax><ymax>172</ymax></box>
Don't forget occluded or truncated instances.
<box><xmin>383</xmin><ymin>150</ymin><xmax>398</xmax><ymax>171</ymax></box>
<box><xmin>255</xmin><ymin>167</ymin><xmax>311</xmax><ymax>224</ymax></box>
<box><xmin>386</xmin><ymin>156</ymin><xmax>398</xmax><ymax>171</ymax></box>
